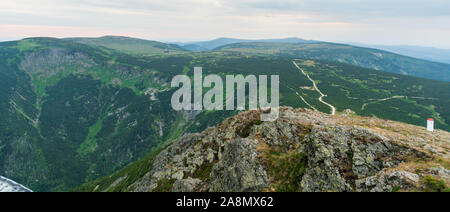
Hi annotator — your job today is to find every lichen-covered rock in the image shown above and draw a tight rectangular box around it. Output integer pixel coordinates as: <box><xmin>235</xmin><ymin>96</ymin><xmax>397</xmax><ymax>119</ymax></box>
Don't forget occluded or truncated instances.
<box><xmin>172</xmin><ymin>178</ymin><xmax>203</xmax><ymax>192</ymax></box>
<box><xmin>133</xmin><ymin>133</ymin><xmax>206</xmax><ymax>192</ymax></box>
<box><xmin>255</xmin><ymin>120</ymin><xmax>298</xmax><ymax>147</ymax></box>
<box><xmin>300</xmin><ymin>126</ymin><xmax>354</xmax><ymax>192</ymax></box>
<box><xmin>430</xmin><ymin>167</ymin><xmax>450</xmax><ymax>179</ymax></box>
<box><xmin>356</xmin><ymin>171</ymin><xmax>420</xmax><ymax>192</ymax></box>
<box><xmin>209</xmin><ymin>138</ymin><xmax>269</xmax><ymax>192</ymax></box>
<box><xmin>297</xmin><ymin>125</ymin><xmax>431</xmax><ymax>192</ymax></box>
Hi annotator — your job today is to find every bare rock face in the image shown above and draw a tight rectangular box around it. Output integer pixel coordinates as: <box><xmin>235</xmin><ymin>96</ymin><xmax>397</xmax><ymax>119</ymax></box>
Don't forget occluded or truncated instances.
<box><xmin>133</xmin><ymin>133</ymin><xmax>207</xmax><ymax>192</ymax></box>
<box><xmin>356</xmin><ymin>171</ymin><xmax>420</xmax><ymax>192</ymax></box>
<box><xmin>130</xmin><ymin>107</ymin><xmax>450</xmax><ymax>192</ymax></box>
<box><xmin>300</xmin><ymin>126</ymin><xmax>429</xmax><ymax>192</ymax></box>
<box><xmin>172</xmin><ymin>178</ymin><xmax>203</xmax><ymax>192</ymax></box>
<box><xmin>20</xmin><ymin>48</ymin><xmax>95</xmax><ymax>77</ymax></box>
<box><xmin>209</xmin><ymin>138</ymin><xmax>269</xmax><ymax>192</ymax></box>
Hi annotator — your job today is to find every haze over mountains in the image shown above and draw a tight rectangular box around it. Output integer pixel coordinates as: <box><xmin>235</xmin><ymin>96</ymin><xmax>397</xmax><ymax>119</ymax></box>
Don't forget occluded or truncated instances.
<box><xmin>349</xmin><ymin>43</ymin><xmax>450</xmax><ymax>65</ymax></box>
<box><xmin>173</xmin><ymin>37</ymin><xmax>317</xmax><ymax>52</ymax></box>
<box><xmin>67</xmin><ymin>36</ymin><xmax>187</xmax><ymax>56</ymax></box>
<box><xmin>65</xmin><ymin>36</ymin><xmax>450</xmax><ymax>82</ymax></box>
<box><xmin>173</xmin><ymin>37</ymin><xmax>450</xmax><ymax>65</ymax></box>
<box><xmin>0</xmin><ymin>36</ymin><xmax>449</xmax><ymax>192</ymax></box>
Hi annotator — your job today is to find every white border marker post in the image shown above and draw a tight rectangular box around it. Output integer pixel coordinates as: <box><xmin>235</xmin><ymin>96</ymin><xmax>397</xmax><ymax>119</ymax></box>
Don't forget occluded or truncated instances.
<box><xmin>427</xmin><ymin>118</ymin><xmax>434</xmax><ymax>132</ymax></box>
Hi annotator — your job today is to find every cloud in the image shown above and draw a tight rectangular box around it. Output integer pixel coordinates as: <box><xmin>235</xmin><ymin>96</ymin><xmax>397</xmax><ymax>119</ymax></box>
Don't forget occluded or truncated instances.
<box><xmin>220</xmin><ymin>0</ymin><xmax>450</xmax><ymax>17</ymax></box>
<box><xmin>0</xmin><ymin>0</ymin><xmax>449</xmax><ymax>48</ymax></box>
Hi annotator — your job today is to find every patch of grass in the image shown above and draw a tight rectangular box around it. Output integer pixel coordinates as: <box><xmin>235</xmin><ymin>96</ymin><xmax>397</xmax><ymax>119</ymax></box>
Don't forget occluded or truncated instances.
<box><xmin>165</xmin><ymin>114</ymin><xmax>187</xmax><ymax>142</ymax></box>
<box><xmin>424</xmin><ymin>175</ymin><xmax>448</xmax><ymax>192</ymax></box>
<box><xmin>77</xmin><ymin>119</ymin><xmax>103</xmax><ymax>157</ymax></box>
<box><xmin>32</xmin><ymin>66</ymin><xmax>80</xmax><ymax>99</ymax></box>
<box><xmin>183</xmin><ymin>66</ymin><xmax>190</xmax><ymax>75</ymax></box>
<box><xmin>16</xmin><ymin>39</ymin><xmax>41</xmax><ymax>52</ymax></box>
<box><xmin>392</xmin><ymin>185</ymin><xmax>401</xmax><ymax>192</ymax></box>
<box><xmin>237</xmin><ymin>118</ymin><xmax>262</xmax><ymax>138</ymax></box>
<box><xmin>152</xmin><ymin>179</ymin><xmax>176</xmax><ymax>192</ymax></box>
<box><xmin>437</xmin><ymin>158</ymin><xmax>450</xmax><ymax>170</ymax></box>
<box><xmin>192</xmin><ymin>162</ymin><xmax>214</xmax><ymax>181</ymax></box>
<box><xmin>263</xmin><ymin>150</ymin><xmax>308</xmax><ymax>192</ymax></box>
<box><xmin>239</xmin><ymin>125</ymin><xmax>252</xmax><ymax>138</ymax></box>
<box><xmin>73</xmin><ymin>147</ymin><xmax>165</xmax><ymax>192</ymax></box>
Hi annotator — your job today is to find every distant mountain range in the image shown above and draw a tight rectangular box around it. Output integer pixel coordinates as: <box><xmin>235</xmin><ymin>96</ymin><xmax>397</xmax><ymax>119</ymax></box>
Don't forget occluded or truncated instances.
<box><xmin>65</xmin><ymin>36</ymin><xmax>450</xmax><ymax>66</ymax></box>
<box><xmin>173</xmin><ymin>37</ymin><xmax>317</xmax><ymax>52</ymax></box>
<box><xmin>214</xmin><ymin>42</ymin><xmax>450</xmax><ymax>82</ymax></box>
<box><xmin>174</xmin><ymin>38</ymin><xmax>450</xmax><ymax>65</ymax></box>
<box><xmin>348</xmin><ymin>43</ymin><xmax>450</xmax><ymax>65</ymax></box>
<box><xmin>67</xmin><ymin>36</ymin><xmax>187</xmax><ymax>56</ymax></box>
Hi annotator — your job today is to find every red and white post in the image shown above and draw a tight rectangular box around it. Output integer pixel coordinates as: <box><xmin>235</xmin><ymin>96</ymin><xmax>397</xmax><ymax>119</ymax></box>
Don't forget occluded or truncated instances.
<box><xmin>427</xmin><ymin>118</ymin><xmax>434</xmax><ymax>132</ymax></box>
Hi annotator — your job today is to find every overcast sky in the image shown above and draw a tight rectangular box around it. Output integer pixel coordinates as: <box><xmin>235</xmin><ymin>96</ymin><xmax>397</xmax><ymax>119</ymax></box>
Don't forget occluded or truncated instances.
<box><xmin>1</xmin><ymin>0</ymin><xmax>450</xmax><ymax>48</ymax></box>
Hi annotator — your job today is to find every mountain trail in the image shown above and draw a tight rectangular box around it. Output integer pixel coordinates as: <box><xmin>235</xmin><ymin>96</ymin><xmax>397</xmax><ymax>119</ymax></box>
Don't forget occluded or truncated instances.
<box><xmin>362</xmin><ymin>96</ymin><xmax>438</xmax><ymax>110</ymax></box>
<box><xmin>293</xmin><ymin>61</ymin><xmax>336</xmax><ymax>115</ymax></box>
<box><xmin>286</xmin><ymin>86</ymin><xmax>318</xmax><ymax>111</ymax></box>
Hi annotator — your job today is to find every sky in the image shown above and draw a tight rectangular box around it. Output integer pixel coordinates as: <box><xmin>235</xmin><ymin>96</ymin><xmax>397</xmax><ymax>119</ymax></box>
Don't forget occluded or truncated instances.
<box><xmin>1</xmin><ymin>0</ymin><xmax>450</xmax><ymax>48</ymax></box>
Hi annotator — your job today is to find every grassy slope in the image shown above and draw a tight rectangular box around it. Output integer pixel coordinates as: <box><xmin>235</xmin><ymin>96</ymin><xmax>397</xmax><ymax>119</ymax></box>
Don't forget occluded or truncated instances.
<box><xmin>185</xmin><ymin>55</ymin><xmax>450</xmax><ymax>132</ymax></box>
<box><xmin>0</xmin><ymin>38</ymin><xmax>192</xmax><ymax>191</ymax></box>
<box><xmin>293</xmin><ymin>59</ymin><xmax>450</xmax><ymax>131</ymax></box>
<box><xmin>73</xmin><ymin>147</ymin><xmax>165</xmax><ymax>192</ymax></box>
<box><xmin>67</xmin><ymin>36</ymin><xmax>187</xmax><ymax>56</ymax></box>
<box><xmin>215</xmin><ymin>42</ymin><xmax>450</xmax><ymax>82</ymax></box>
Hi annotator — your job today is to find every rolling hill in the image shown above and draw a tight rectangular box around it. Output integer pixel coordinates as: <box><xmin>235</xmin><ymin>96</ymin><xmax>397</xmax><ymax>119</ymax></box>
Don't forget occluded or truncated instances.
<box><xmin>67</xmin><ymin>36</ymin><xmax>187</xmax><ymax>56</ymax></box>
<box><xmin>349</xmin><ymin>43</ymin><xmax>450</xmax><ymax>65</ymax></box>
<box><xmin>177</xmin><ymin>37</ymin><xmax>317</xmax><ymax>52</ymax></box>
<box><xmin>215</xmin><ymin>42</ymin><xmax>450</xmax><ymax>82</ymax></box>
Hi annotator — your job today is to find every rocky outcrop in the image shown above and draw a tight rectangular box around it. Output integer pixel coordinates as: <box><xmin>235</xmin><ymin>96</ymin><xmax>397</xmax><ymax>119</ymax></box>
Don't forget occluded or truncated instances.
<box><xmin>209</xmin><ymin>138</ymin><xmax>269</xmax><ymax>192</ymax></box>
<box><xmin>128</xmin><ymin>107</ymin><xmax>450</xmax><ymax>192</ymax></box>
<box><xmin>20</xmin><ymin>48</ymin><xmax>95</xmax><ymax>77</ymax></box>
<box><xmin>356</xmin><ymin>171</ymin><xmax>420</xmax><ymax>192</ymax></box>
<box><xmin>300</xmin><ymin>126</ymin><xmax>429</xmax><ymax>192</ymax></box>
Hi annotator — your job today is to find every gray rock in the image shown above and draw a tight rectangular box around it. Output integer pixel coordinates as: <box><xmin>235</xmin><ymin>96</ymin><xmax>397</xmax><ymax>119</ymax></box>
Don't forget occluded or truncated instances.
<box><xmin>209</xmin><ymin>138</ymin><xmax>269</xmax><ymax>192</ymax></box>
<box><xmin>299</xmin><ymin>125</ymin><xmax>427</xmax><ymax>192</ymax></box>
<box><xmin>430</xmin><ymin>167</ymin><xmax>450</xmax><ymax>181</ymax></box>
<box><xmin>356</xmin><ymin>171</ymin><xmax>420</xmax><ymax>192</ymax></box>
<box><xmin>172</xmin><ymin>178</ymin><xmax>203</xmax><ymax>192</ymax></box>
<box><xmin>300</xmin><ymin>126</ymin><xmax>354</xmax><ymax>192</ymax></box>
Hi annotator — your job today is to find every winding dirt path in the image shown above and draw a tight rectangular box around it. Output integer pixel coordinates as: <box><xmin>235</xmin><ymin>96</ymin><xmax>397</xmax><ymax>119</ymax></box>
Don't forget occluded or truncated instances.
<box><xmin>361</xmin><ymin>96</ymin><xmax>437</xmax><ymax>110</ymax></box>
<box><xmin>293</xmin><ymin>61</ymin><xmax>336</xmax><ymax>115</ymax></box>
<box><xmin>286</xmin><ymin>86</ymin><xmax>318</xmax><ymax>111</ymax></box>
<box><xmin>362</xmin><ymin>96</ymin><xmax>405</xmax><ymax>110</ymax></box>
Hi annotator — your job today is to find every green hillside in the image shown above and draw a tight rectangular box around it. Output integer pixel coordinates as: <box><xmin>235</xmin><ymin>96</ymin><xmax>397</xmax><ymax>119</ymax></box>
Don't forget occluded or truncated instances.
<box><xmin>179</xmin><ymin>37</ymin><xmax>315</xmax><ymax>51</ymax></box>
<box><xmin>67</xmin><ymin>36</ymin><xmax>187</xmax><ymax>56</ymax></box>
<box><xmin>179</xmin><ymin>56</ymin><xmax>450</xmax><ymax>132</ymax></box>
<box><xmin>215</xmin><ymin>42</ymin><xmax>450</xmax><ymax>82</ymax></box>
<box><xmin>0</xmin><ymin>38</ymin><xmax>191</xmax><ymax>191</ymax></box>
